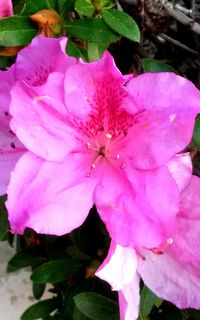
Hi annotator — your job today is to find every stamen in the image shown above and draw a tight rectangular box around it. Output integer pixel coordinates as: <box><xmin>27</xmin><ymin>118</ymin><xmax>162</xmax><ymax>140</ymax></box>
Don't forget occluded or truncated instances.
<box><xmin>105</xmin><ymin>133</ymin><xmax>112</xmax><ymax>139</ymax></box>
<box><xmin>167</xmin><ymin>237</ymin><xmax>173</xmax><ymax>245</ymax></box>
<box><xmin>150</xmin><ymin>237</ymin><xmax>174</xmax><ymax>255</ymax></box>
<box><xmin>87</xmin><ymin>142</ymin><xmax>91</xmax><ymax>149</ymax></box>
<box><xmin>33</xmin><ymin>95</ymin><xmax>51</xmax><ymax>104</ymax></box>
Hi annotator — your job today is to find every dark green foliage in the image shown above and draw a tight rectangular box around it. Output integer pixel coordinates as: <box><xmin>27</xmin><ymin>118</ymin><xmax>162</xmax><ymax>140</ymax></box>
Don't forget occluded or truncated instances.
<box><xmin>74</xmin><ymin>292</ymin><xmax>119</xmax><ymax>319</ymax></box>
<box><xmin>0</xmin><ymin>16</ymin><xmax>37</xmax><ymax>46</ymax></box>
<box><xmin>142</xmin><ymin>58</ymin><xmax>175</xmax><ymax>73</ymax></box>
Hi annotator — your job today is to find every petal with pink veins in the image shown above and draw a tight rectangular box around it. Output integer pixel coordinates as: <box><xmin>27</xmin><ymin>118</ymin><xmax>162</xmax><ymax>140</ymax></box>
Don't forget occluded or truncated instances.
<box><xmin>10</xmin><ymin>76</ymin><xmax>81</xmax><ymax>161</ymax></box>
<box><xmin>15</xmin><ymin>35</ymin><xmax>76</xmax><ymax>86</ymax></box>
<box><xmin>0</xmin><ymin>66</ymin><xmax>25</xmax><ymax>195</ymax></box>
<box><xmin>64</xmin><ymin>51</ymin><xmax>138</xmax><ymax>118</ymax></box>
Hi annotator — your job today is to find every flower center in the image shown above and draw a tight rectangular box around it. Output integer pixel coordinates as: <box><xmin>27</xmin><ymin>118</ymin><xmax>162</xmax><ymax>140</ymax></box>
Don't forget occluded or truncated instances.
<box><xmin>84</xmin><ymin>129</ymin><xmax>128</xmax><ymax>177</ymax></box>
<box><xmin>68</xmin><ymin>78</ymin><xmax>137</xmax><ymax>176</ymax></box>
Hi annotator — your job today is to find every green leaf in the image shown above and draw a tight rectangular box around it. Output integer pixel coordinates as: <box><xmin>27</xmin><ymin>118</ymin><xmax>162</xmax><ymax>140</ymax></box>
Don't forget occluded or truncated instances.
<box><xmin>26</xmin><ymin>0</ymin><xmax>50</xmax><ymax>10</ymax></box>
<box><xmin>24</xmin><ymin>0</ymin><xmax>54</xmax><ymax>15</ymax></box>
<box><xmin>58</xmin><ymin>0</ymin><xmax>75</xmax><ymax>16</ymax></box>
<box><xmin>7</xmin><ymin>252</ymin><xmax>46</xmax><ymax>272</ymax></box>
<box><xmin>192</xmin><ymin>114</ymin><xmax>200</xmax><ymax>149</ymax></box>
<box><xmin>0</xmin><ymin>16</ymin><xmax>38</xmax><ymax>47</ymax></box>
<box><xmin>66</xmin><ymin>39</ymin><xmax>88</xmax><ymax>61</ymax></box>
<box><xmin>88</xmin><ymin>42</ymin><xmax>108</xmax><ymax>61</ymax></box>
<box><xmin>73</xmin><ymin>307</ymin><xmax>91</xmax><ymax>320</ymax></box>
<box><xmin>75</xmin><ymin>0</ymin><xmax>95</xmax><ymax>17</ymax></box>
<box><xmin>32</xmin><ymin>283</ymin><xmax>46</xmax><ymax>300</ymax></box>
<box><xmin>0</xmin><ymin>196</ymin><xmax>9</xmax><ymax>241</ymax></box>
<box><xmin>20</xmin><ymin>299</ymin><xmax>58</xmax><ymax>320</ymax></box>
<box><xmin>181</xmin><ymin>309</ymin><xmax>200</xmax><ymax>320</ymax></box>
<box><xmin>14</xmin><ymin>0</ymin><xmax>27</xmax><ymax>15</ymax></box>
<box><xmin>65</xmin><ymin>18</ymin><xmax>120</xmax><ymax>43</ymax></box>
<box><xmin>31</xmin><ymin>259</ymin><xmax>85</xmax><ymax>283</ymax></box>
<box><xmin>102</xmin><ymin>8</ymin><xmax>140</xmax><ymax>42</ymax></box>
<box><xmin>142</xmin><ymin>58</ymin><xmax>175</xmax><ymax>73</ymax></box>
<box><xmin>140</xmin><ymin>286</ymin><xmax>162</xmax><ymax>319</ymax></box>
<box><xmin>74</xmin><ymin>292</ymin><xmax>119</xmax><ymax>320</ymax></box>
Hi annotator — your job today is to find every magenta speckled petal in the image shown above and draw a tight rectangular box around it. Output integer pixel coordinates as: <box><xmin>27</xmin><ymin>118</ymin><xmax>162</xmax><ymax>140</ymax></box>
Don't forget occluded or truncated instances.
<box><xmin>0</xmin><ymin>66</ymin><xmax>25</xmax><ymax>195</ymax></box>
<box><xmin>10</xmin><ymin>75</ymin><xmax>80</xmax><ymax>161</ymax></box>
<box><xmin>15</xmin><ymin>35</ymin><xmax>76</xmax><ymax>86</ymax></box>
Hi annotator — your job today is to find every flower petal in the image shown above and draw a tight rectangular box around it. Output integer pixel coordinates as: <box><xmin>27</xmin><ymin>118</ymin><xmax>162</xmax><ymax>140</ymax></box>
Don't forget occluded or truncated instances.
<box><xmin>118</xmin><ymin>273</ymin><xmax>140</xmax><ymax>320</ymax></box>
<box><xmin>15</xmin><ymin>35</ymin><xmax>76</xmax><ymax>86</ymax></box>
<box><xmin>10</xmin><ymin>75</ymin><xmax>80</xmax><ymax>161</ymax></box>
<box><xmin>0</xmin><ymin>66</ymin><xmax>15</xmax><ymax>122</ymax></box>
<box><xmin>95</xmin><ymin>163</ymin><xmax>179</xmax><ymax>248</ymax></box>
<box><xmin>96</xmin><ymin>241</ymin><xmax>137</xmax><ymax>290</ymax></box>
<box><xmin>167</xmin><ymin>153</ymin><xmax>192</xmax><ymax>192</ymax></box>
<box><xmin>64</xmin><ymin>51</ymin><xmax>137</xmax><ymax>118</ymax></box>
<box><xmin>7</xmin><ymin>152</ymin><xmax>96</xmax><ymax>235</ymax></box>
<box><xmin>138</xmin><ymin>176</ymin><xmax>200</xmax><ymax>309</ymax></box>
<box><xmin>124</xmin><ymin>73</ymin><xmax>200</xmax><ymax>169</ymax></box>
<box><xmin>96</xmin><ymin>241</ymin><xmax>140</xmax><ymax>320</ymax></box>
<box><xmin>0</xmin><ymin>151</ymin><xmax>24</xmax><ymax>195</ymax></box>
<box><xmin>0</xmin><ymin>66</ymin><xmax>25</xmax><ymax>195</ymax></box>
<box><xmin>0</xmin><ymin>0</ymin><xmax>13</xmax><ymax>17</ymax></box>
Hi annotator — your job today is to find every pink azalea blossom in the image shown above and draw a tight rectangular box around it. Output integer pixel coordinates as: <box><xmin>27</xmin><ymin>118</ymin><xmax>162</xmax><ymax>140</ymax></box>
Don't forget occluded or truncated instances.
<box><xmin>6</xmin><ymin>49</ymin><xmax>200</xmax><ymax>250</ymax></box>
<box><xmin>0</xmin><ymin>66</ymin><xmax>25</xmax><ymax>195</ymax></box>
<box><xmin>0</xmin><ymin>35</ymin><xmax>76</xmax><ymax>195</ymax></box>
<box><xmin>96</xmin><ymin>174</ymin><xmax>200</xmax><ymax>320</ymax></box>
<box><xmin>0</xmin><ymin>0</ymin><xmax>13</xmax><ymax>17</ymax></box>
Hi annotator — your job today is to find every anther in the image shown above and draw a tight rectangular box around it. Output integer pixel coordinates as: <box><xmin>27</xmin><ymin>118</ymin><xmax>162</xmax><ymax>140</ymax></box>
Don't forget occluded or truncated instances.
<box><xmin>33</xmin><ymin>95</ymin><xmax>51</xmax><ymax>104</ymax></box>
<box><xmin>167</xmin><ymin>237</ymin><xmax>173</xmax><ymax>245</ymax></box>
<box><xmin>105</xmin><ymin>133</ymin><xmax>112</xmax><ymax>139</ymax></box>
<box><xmin>87</xmin><ymin>142</ymin><xmax>91</xmax><ymax>149</ymax></box>
<box><xmin>121</xmin><ymin>163</ymin><xmax>126</xmax><ymax>169</ymax></box>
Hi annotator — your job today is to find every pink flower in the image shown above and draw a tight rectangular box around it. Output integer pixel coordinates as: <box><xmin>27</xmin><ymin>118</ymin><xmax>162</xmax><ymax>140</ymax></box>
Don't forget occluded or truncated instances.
<box><xmin>96</xmin><ymin>174</ymin><xmax>200</xmax><ymax>319</ymax></box>
<box><xmin>6</xmin><ymin>50</ymin><xmax>200</xmax><ymax>250</ymax></box>
<box><xmin>0</xmin><ymin>66</ymin><xmax>25</xmax><ymax>195</ymax></box>
<box><xmin>0</xmin><ymin>35</ymin><xmax>76</xmax><ymax>195</ymax></box>
<box><xmin>0</xmin><ymin>0</ymin><xmax>13</xmax><ymax>17</ymax></box>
